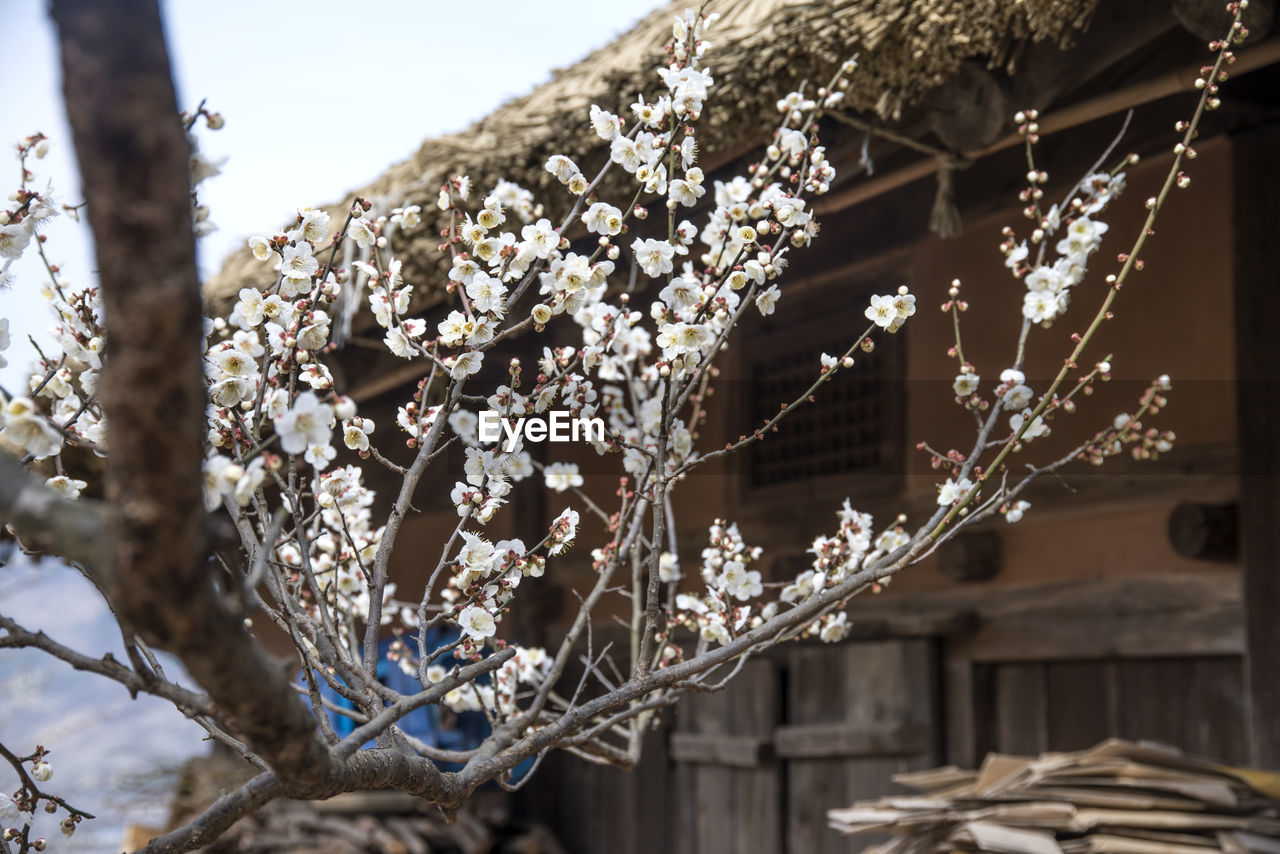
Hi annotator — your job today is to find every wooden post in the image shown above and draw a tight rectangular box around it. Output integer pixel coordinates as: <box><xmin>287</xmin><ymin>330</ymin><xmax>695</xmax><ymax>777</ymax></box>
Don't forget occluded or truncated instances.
<box><xmin>1234</xmin><ymin>121</ymin><xmax>1280</xmax><ymax>769</ymax></box>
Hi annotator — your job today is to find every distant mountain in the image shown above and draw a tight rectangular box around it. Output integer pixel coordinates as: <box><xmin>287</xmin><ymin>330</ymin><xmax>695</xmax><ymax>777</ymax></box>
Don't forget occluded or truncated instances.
<box><xmin>0</xmin><ymin>559</ymin><xmax>206</xmax><ymax>853</ymax></box>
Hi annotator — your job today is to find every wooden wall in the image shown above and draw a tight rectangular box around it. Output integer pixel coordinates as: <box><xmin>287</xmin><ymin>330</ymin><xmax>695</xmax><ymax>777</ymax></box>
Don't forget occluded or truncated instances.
<box><xmin>520</xmin><ymin>573</ymin><xmax>1249</xmax><ymax>853</ymax></box>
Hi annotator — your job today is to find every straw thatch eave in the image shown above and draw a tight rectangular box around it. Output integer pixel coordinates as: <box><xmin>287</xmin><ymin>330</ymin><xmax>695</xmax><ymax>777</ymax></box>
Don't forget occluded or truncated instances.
<box><xmin>203</xmin><ymin>0</ymin><xmax>1102</xmax><ymax>319</ymax></box>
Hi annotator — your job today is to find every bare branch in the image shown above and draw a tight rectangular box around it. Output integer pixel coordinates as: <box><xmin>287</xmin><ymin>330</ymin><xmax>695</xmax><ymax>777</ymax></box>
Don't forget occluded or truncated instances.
<box><xmin>0</xmin><ymin>454</ymin><xmax>109</xmax><ymax>580</ymax></box>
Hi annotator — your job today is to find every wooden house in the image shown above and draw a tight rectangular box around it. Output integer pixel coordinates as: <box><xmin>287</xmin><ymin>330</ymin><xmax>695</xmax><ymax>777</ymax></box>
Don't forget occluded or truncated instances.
<box><xmin>205</xmin><ymin>0</ymin><xmax>1280</xmax><ymax>851</ymax></box>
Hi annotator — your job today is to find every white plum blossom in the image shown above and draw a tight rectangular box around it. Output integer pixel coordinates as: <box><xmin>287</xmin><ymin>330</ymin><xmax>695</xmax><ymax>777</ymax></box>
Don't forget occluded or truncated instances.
<box><xmin>659</xmin><ymin>552</ymin><xmax>682</xmax><ymax>582</ymax></box>
<box><xmin>545</xmin><ymin>154</ymin><xmax>578</xmax><ymax>183</ymax></box>
<box><xmin>466</xmin><ymin>274</ymin><xmax>508</xmax><ymax>315</ymax></box>
<box><xmin>755</xmin><ymin>285</ymin><xmax>780</xmax><ymax>316</ymax></box>
<box><xmin>720</xmin><ymin>560</ymin><xmax>763</xmax><ymax>601</ymax></box>
<box><xmin>582</xmin><ymin>202</ymin><xmax>624</xmax><ymax>236</ymax></box>
<box><xmin>865</xmin><ymin>294</ymin><xmax>896</xmax><ymax>328</ymax></box>
<box><xmin>280</xmin><ymin>242</ymin><xmax>318</xmax><ymax>293</ymax></box>
<box><xmin>1</xmin><ymin>397</ymin><xmax>62</xmax><ymax>459</ymax></box>
<box><xmin>274</xmin><ymin>391</ymin><xmax>333</xmax><ymax>456</ymax></box>
<box><xmin>1010</xmin><ymin>409</ymin><xmax>1049</xmax><ymax>440</ymax></box>
<box><xmin>1023</xmin><ymin>289</ymin><xmax>1060</xmax><ymax>323</ymax></box>
<box><xmin>937</xmin><ymin>477</ymin><xmax>975</xmax><ymax>506</ymax></box>
<box><xmin>589</xmin><ymin>104</ymin><xmax>620</xmax><ymax>140</ymax></box>
<box><xmin>954</xmin><ymin>373</ymin><xmax>980</xmax><ymax>396</ymax></box>
<box><xmin>1003</xmin><ymin>384</ymin><xmax>1034</xmax><ymax>411</ymax></box>
<box><xmin>456</xmin><ymin>604</ymin><xmax>497</xmax><ymax>641</ymax></box>
<box><xmin>1056</xmin><ymin>215</ymin><xmax>1109</xmax><ymax>257</ymax></box>
<box><xmin>343</xmin><ymin>418</ymin><xmax>374</xmax><ymax>451</ymax></box>
<box><xmin>820</xmin><ymin>612</ymin><xmax>851</xmax><ymax>643</ymax></box>
<box><xmin>632</xmin><ymin>238</ymin><xmax>676</xmax><ymax>278</ymax></box>
<box><xmin>1005</xmin><ymin>500</ymin><xmax>1032</xmax><ymax>524</ymax></box>
<box><xmin>348</xmin><ymin>216</ymin><xmax>376</xmax><ymax>248</ymax></box>
<box><xmin>548</xmin><ymin>508</ymin><xmax>579</xmax><ymax>555</ymax></box>
<box><xmin>451</xmin><ymin>351</ymin><xmax>484</xmax><ymax>379</ymax></box>
<box><xmin>45</xmin><ymin>475</ymin><xmax>87</xmax><ymax>498</ymax></box>
<box><xmin>543</xmin><ymin>462</ymin><xmax>584</xmax><ymax>493</ymax></box>
<box><xmin>0</xmin><ymin>222</ymin><xmax>34</xmax><ymax>259</ymax></box>
<box><xmin>0</xmin><ymin>792</ymin><xmax>19</xmax><ymax>824</ymax></box>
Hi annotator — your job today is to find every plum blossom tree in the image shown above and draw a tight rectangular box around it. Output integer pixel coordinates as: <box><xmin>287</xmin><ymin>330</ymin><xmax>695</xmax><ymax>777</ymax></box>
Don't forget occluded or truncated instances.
<box><xmin>0</xmin><ymin>0</ymin><xmax>1251</xmax><ymax>851</ymax></box>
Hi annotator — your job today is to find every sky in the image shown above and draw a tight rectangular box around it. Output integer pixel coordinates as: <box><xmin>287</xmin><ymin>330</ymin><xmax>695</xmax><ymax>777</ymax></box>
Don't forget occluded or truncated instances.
<box><xmin>0</xmin><ymin>1</ymin><xmax>662</xmax><ymax>849</ymax></box>
<box><xmin>0</xmin><ymin>0</ymin><xmax>664</xmax><ymax>388</ymax></box>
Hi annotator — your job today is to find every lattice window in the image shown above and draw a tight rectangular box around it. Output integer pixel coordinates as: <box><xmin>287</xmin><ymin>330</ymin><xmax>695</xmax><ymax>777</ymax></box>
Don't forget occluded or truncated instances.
<box><xmin>742</xmin><ymin>304</ymin><xmax>903</xmax><ymax>492</ymax></box>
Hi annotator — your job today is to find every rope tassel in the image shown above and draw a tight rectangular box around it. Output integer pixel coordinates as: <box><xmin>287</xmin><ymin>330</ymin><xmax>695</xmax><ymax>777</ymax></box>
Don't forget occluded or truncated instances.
<box><xmin>930</xmin><ymin>161</ymin><xmax>963</xmax><ymax>238</ymax></box>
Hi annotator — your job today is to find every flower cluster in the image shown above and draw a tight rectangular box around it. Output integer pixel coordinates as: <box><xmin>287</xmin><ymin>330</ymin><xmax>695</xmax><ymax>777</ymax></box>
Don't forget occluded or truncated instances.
<box><xmin>1</xmin><ymin>0</ymin><xmax>1230</xmax><ymax>816</ymax></box>
<box><xmin>1002</xmin><ymin>121</ymin><xmax>1128</xmax><ymax>326</ymax></box>
<box><xmin>0</xmin><ymin>139</ymin><xmax>108</xmax><ymax>463</ymax></box>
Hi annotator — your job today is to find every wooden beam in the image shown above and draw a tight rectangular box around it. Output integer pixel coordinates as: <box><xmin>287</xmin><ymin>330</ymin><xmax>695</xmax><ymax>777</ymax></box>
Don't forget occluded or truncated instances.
<box><xmin>849</xmin><ymin>574</ymin><xmax>1243</xmax><ymax>661</ymax></box>
<box><xmin>950</xmin><ymin>602</ymin><xmax>1243</xmax><ymax>663</ymax></box>
<box><xmin>816</xmin><ymin>38</ymin><xmax>1280</xmax><ymax>216</ymax></box>
<box><xmin>773</xmin><ymin>721</ymin><xmax>931</xmax><ymax>759</ymax></box>
<box><xmin>668</xmin><ymin>732</ymin><xmax>773</xmax><ymax>768</ymax></box>
<box><xmin>1234</xmin><ymin>120</ymin><xmax>1280</xmax><ymax>769</ymax></box>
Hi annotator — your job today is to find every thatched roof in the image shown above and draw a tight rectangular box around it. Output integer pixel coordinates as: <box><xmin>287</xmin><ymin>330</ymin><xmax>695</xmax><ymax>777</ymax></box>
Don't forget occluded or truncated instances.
<box><xmin>204</xmin><ymin>0</ymin><xmax>1102</xmax><ymax>316</ymax></box>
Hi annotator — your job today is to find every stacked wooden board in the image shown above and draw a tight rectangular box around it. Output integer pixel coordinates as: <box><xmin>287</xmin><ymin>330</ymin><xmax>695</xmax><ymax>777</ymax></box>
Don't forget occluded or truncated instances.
<box><xmin>828</xmin><ymin>739</ymin><xmax>1280</xmax><ymax>853</ymax></box>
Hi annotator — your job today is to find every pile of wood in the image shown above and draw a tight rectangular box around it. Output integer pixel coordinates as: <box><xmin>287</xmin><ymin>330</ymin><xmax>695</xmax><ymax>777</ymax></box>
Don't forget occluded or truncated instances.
<box><xmin>828</xmin><ymin>739</ymin><xmax>1280</xmax><ymax>854</ymax></box>
<box><xmin>184</xmin><ymin>792</ymin><xmax>567</xmax><ymax>854</ymax></box>
<box><xmin>123</xmin><ymin>750</ymin><xmax>567</xmax><ymax>854</ymax></box>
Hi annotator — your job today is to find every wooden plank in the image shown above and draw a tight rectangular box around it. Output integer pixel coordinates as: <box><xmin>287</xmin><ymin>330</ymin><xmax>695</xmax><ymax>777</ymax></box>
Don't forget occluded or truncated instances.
<box><xmin>1189</xmin><ymin>657</ymin><xmax>1249</xmax><ymax>765</ymax></box>
<box><xmin>994</xmin><ymin>662</ymin><xmax>1048</xmax><ymax>756</ymax></box>
<box><xmin>774</xmin><ymin>721</ymin><xmax>930</xmax><ymax>759</ymax></box>
<box><xmin>1114</xmin><ymin>658</ymin><xmax>1195</xmax><ymax>757</ymax></box>
<box><xmin>1234</xmin><ymin>121</ymin><xmax>1280</xmax><ymax>769</ymax></box>
<box><xmin>729</xmin><ymin>658</ymin><xmax>782</xmax><ymax>854</ymax></box>
<box><xmin>691</xmin><ymin>684</ymin><xmax>733</xmax><ymax>854</ymax></box>
<box><xmin>672</xmin><ymin>700</ymin><xmax>697</xmax><ymax>854</ymax></box>
<box><xmin>787</xmin><ymin>644</ymin><xmax>853</xmax><ymax>854</ymax></box>
<box><xmin>1045</xmin><ymin>660</ymin><xmax>1115</xmax><ymax>752</ymax></box>
<box><xmin>786</xmin><ymin>639</ymin><xmax>940</xmax><ymax>854</ymax></box>
<box><xmin>669</xmin><ymin>732</ymin><xmax>773</xmax><ymax>768</ymax></box>
<box><xmin>674</xmin><ymin>658</ymin><xmax>781</xmax><ymax>854</ymax></box>
<box><xmin>851</xmin><ymin>574</ymin><xmax>1242</xmax><ymax>661</ymax></box>
<box><xmin>847</xmin><ymin>640</ymin><xmax>942</xmax><ymax>846</ymax></box>
<box><xmin>843</xmin><ymin>609</ymin><xmax>978</xmax><ymax>641</ymax></box>
<box><xmin>945</xmin><ymin>658</ymin><xmax>980</xmax><ymax>769</ymax></box>
<box><xmin>953</xmin><ymin>607</ymin><xmax>1243</xmax><ymax>662</ymax></box>
<box><xmin>632</xmin><ymin>721</ymin><xmax>673</xmax><ymax>854</ymax></box>
<box><xmin>940</xmin><ymin>574</ymin><xmax>1243</xmax><ymax>663</ymax></box>
<box><xmin>1113</xmin><ymin>656</ymin><xmax>1248</xmax><ymax>764</ymax></box>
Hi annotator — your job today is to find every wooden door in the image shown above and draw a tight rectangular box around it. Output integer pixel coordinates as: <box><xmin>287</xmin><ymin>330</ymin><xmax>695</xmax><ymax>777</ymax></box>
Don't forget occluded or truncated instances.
<box><xmin>979</xmin><ymin>655</ymin><xmax>1249</xmax><ymax>764</ymax></box>
<box><xmin>779</xmin><ymin>639</ymin><xmax>942</xmax><ymax>854</ymax></box>
<box><xmin>669</xmin><ymin>657</ymin><xmax>783</xmax><ymax>854</ymax></box>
